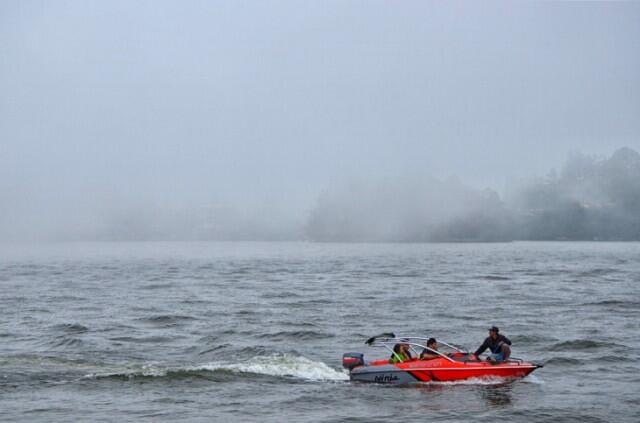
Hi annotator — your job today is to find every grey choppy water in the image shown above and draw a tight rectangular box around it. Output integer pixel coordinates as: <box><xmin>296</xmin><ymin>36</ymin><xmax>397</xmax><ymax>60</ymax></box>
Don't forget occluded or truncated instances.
<box><xmin>1</xmin><ymin>241</ymin><xmax>639</xmax><ymax>422</ymax></box>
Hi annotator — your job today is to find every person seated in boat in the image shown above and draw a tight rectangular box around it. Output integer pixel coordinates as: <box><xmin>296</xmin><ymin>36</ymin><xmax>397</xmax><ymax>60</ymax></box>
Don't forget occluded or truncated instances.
<box><xmin>474</xmin><ymin>326</ymin><xmax>512</xmax><ymax>362</ymax></box>
<box><xmin>419</xmin><ymin>338</ymin><xmax>441</xmax><ymax>360</ymax></box>
<box><xmin>390</xmin><ymin>343</ymin><xmax>412</xmax><ymax>363</ymax></box>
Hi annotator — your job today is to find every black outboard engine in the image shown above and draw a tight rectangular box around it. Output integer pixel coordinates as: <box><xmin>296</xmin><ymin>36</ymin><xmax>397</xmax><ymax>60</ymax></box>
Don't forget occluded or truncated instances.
<box><xmin>342</xmin><ymin>352</ymin><xmax>364</xmax><ymax>371</ymax></box>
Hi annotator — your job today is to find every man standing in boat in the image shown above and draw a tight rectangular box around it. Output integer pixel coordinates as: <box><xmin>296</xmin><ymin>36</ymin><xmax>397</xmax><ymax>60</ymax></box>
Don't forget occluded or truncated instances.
<box><xmin>474</xmin><ymin>326</ymin><xmax>512</xmax><ymax>362</ymax></box>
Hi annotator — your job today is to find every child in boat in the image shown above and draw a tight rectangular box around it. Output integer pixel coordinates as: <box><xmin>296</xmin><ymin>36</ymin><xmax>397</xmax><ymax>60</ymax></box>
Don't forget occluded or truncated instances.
<box><xmin>390</xmin><ymin>343</ymin><xmax>412</xmax><ymax>363</ymax></box>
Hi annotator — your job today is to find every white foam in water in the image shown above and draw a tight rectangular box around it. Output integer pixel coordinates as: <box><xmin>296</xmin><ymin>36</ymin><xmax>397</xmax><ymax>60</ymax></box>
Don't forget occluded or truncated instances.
<box><xmin>420</xmin><ymin>376</ymin><xmax>514</xmax><ymax>386</ymax></box>
<box><xmin>420</xmin><ymin>374</ymin><xmax>545</xmax><ymax>386</ymax></box>
<box><xmin>196</xmin><ymin>354</ymin><xmax>349</xmax><ymax>381</ymax></box>
<box><xmin>139</xmin><ymin>362</ymin><xmax>169</xmax><ymax>377</ymax></box>
<box><xmin>81</xmin><ymin>361</ymin><xmax>173</xmax><ymax>379</ymax></box>
<box><xmin>83</xmin><ymin>355</ymin><xmax>348</xmax><ymax>381</ymax></box>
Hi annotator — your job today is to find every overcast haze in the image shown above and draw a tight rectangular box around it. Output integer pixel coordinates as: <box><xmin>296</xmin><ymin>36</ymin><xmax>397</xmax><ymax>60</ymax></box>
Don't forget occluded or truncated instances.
<box><xmin>1</xmin><ymin>1</ymin><xmax>639</xmax><ymax>241</ymax></box>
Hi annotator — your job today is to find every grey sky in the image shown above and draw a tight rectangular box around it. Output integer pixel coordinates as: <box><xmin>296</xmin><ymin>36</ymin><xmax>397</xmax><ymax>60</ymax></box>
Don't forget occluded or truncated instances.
<box><xmin>1</xmin><ymin>1</ymin><xmax>639</xmax><ymax>240</ymax></box>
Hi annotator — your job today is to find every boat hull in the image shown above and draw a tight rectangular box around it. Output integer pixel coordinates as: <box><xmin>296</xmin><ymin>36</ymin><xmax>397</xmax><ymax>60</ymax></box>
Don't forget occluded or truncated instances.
<box><xmin>349</xmin><ymin>356</ymin><xmax>540</xmax><ymax>384</ymax></box>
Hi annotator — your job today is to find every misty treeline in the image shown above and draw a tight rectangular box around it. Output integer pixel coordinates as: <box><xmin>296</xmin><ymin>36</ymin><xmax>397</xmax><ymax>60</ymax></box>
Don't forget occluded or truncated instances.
<box><xmin>3</xmin><ymin>147</ymin><xmax>639</xmax><ymax>242</ymax></box>
<box><xmin>306</xmin><ymin>147</ymin><xmax>640</xmax><ymax>242</ymax></box>
<box><xmin>55</xmin><ymin>146</ymin><xmax>640</xmax><ymax>242</ymax></box>
<box><xmin>507</xmin><ymin>147</ymin><xmax>640</xmax><ymax>241</ymax></box>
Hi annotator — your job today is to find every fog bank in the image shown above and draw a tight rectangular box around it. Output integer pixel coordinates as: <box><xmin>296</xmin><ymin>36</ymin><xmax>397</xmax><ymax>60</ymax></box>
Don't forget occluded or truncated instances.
<box><xmin>508</xmin><ymin>147</ymin><xmax>640</xmax><ymax>241</ymax></box>
<box><xmin>305</xmin><ymin>177</ymin><xmax>511</xmax><ymax>242</ymax></box>
<box><xmin>2</xmin><ymin>2</ymin><xmax>639</xmax><ymax>241</ymax></box>
<box><xmin>305</xmin><ymin>147</ymin><xmax>640</xmax><ymax>242</ymax></box>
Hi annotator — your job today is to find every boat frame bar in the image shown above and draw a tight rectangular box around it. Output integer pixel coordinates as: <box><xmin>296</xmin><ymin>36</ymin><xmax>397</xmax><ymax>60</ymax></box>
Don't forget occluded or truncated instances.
<box><xmin>395</xmin><ymin>336</ymin><xmax>469</xmax><ymax>354</ymax></box>
<box><xmin>367</xmin><ymin>335</ymin><xmax>463</xmax><ymax>363</ymax></box>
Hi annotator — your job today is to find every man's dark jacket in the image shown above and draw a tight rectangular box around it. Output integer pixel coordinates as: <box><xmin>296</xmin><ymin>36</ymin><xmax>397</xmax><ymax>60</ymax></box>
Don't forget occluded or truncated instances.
<box><xmin>474</xmin><ymin>334</ymin><xmax>512</xmax><ymax>357</ymax></box>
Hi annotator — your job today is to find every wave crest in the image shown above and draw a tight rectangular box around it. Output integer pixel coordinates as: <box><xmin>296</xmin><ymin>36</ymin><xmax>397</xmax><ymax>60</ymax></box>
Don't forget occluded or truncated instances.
<box><xmin>85</xmin><ymin>354</ymin><xmax>348</xmax><ymax>382</ymax></box>
<box><xmin>197</xmin><ymin>354</ymin><xmax>348</xmax><ymax>381</ymax></box>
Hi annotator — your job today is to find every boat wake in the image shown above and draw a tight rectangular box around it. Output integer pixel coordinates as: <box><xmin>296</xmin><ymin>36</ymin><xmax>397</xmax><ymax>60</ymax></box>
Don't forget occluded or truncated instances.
<box><xmin>416</xmin><ymin>373</ymin><xmax>544</xmax><ymax>386</ymax></box>
<box><xmin>85</xmin><ymin>354</ymin><xmax>348</xmax><ymax>382</ymax></box>
<box><xmin>196</xmin><ymin>354</ymin><xmax>348</xmax><ymax>381</ymax></box>
<box><xmin>418</xmin><ymin>377</ymin><xmax>514</xmax><ymax>386</ymax></box>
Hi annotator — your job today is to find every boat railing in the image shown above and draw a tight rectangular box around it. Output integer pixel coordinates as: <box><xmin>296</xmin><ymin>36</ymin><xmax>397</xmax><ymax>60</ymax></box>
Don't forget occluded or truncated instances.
<box><xmin>365</xmin><ymin>334</ymin><xmax>460</xmax><ymax>363</ymax></box>
<box><xmin>395</xmin><ymin>336</ymin><xmax>469</xmax><ymax>354</ymax></box>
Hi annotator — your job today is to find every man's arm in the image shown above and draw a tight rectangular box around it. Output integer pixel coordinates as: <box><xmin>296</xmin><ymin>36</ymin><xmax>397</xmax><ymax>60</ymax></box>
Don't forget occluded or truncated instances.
<box><xmin>501</xmin><ymin>335</ymin><xmax>512</xmax><ymax>345</ymax></box>
<box><xmin>474</xmin><ymin>338</ymin><xmax>489</xmax><ymax>357</ymax></box>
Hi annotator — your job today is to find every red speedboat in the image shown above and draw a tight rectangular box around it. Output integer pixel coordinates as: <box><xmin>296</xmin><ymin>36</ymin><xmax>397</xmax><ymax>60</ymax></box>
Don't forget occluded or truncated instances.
<box><xmin>342</xmin><ymin>333</ymin><xmax>542</xmax><ymax>384</ymax></box>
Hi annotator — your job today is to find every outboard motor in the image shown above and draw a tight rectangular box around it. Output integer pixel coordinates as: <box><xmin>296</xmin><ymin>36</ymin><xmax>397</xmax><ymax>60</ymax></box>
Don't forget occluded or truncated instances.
<box><xmin>342</xmin><ymin>352</ymin><xmax>364</xmax><ymax>371</ymax></box>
